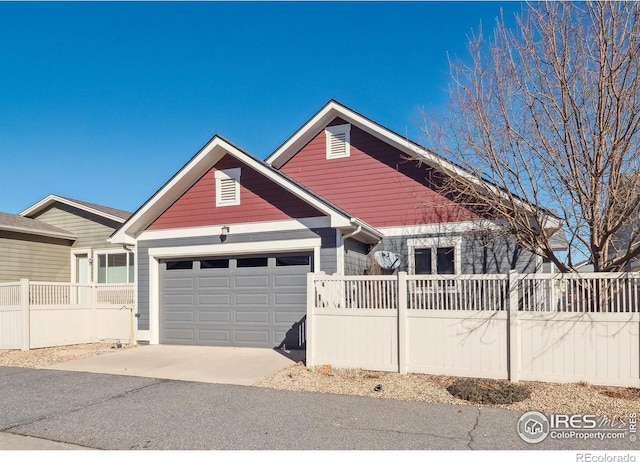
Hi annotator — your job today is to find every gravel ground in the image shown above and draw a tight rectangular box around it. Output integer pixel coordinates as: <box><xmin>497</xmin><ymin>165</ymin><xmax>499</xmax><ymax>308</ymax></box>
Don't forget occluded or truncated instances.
<box><xmin>0</xmin><ymin>342</ymin><xmax>135</xmax><ymax>368</ymax></box>
<box><xmin>255</xmin><ymin>363</ymin><xmax>640</xmax><ymax>418</ymax></box>
<box><xmin>2</xmin><ymin>343</ymin><xmax>638</xmax><ymax>418</ymax></box>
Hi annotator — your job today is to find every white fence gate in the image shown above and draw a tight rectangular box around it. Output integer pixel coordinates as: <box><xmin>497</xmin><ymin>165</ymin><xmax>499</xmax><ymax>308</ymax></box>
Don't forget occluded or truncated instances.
<box><xmin>307</xmin><ymin>271</ymin><xmax>640</xmax><ymax>387</ymax></box>
<box><xmin>0</xmin><ymin>280</ymin><xmax>135</xmax><ymax>350</ymax></box>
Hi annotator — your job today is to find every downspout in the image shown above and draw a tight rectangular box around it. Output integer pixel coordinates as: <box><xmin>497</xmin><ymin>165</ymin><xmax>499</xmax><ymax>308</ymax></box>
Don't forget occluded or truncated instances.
<box><xmin>342</xmin><ymin>223</ymin><xmax>362</xmax><ymax>241</ymax></box>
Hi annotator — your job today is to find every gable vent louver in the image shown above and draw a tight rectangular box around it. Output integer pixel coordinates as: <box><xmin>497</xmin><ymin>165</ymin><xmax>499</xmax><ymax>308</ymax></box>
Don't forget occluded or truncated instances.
<box><xmin>219</xmin><ymin>178</ymin><xmax>237</xmax><ymax>203</ymax></box>
<box><xmin>325</xmin><ymin>124</ymin><xmax>351</xmax><ymax>159</ymax></box>
<box><xmin>215</xmin><ymin>168</ymin><xmax>241</xmax><ymax>207</ymax></box>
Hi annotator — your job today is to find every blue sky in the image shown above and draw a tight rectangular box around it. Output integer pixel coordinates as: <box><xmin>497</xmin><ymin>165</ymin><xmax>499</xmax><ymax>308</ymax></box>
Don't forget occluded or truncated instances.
<box><xmin>0</xmin><ymin>1</ymin><xmax>523</xmax><ymax>215</ymax></box>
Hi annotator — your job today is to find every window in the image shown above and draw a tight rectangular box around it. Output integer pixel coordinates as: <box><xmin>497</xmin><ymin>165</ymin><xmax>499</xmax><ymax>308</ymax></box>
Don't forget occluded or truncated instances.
<box><xmin>276</xmin><ymin>256</ymin><xmax>310</xmax><ymax>266</ymax></box>
<box><xmin>200</xmin><ymin>259</ymin><xmax>230</xmax><ymax>269</ymax></box>
<box><xmin>97</xmin><ymin>252</ymin><xmax>135</xmax><ymax>282</ymax></box>
<box><xmin>408</xmin><ymin>237</ymin><xmax>461</xmax><ymax>275</ymax></box>
<box><xmin>236</xmin><ymin>257</ymin><xmax>268</xmax><ymax>268</ymax></box>
<box><xmin>166</xmin><ymin>260</ymin><xmax>193</xmax><ymax>271</ymax></box>
<box><xmin>325</xmin><ymin>124</ymin><xmax>350</xmax><ymax>159</ymax></box>
<box><xmin>215</xmin><ymin>168</ymin><xmax>241</xmax><ymax>207</ymax></box>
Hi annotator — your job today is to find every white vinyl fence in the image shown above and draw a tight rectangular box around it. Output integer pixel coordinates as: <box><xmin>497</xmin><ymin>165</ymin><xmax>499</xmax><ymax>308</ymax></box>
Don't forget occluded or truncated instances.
<box><xmin>307</xmin><ymin>271</ymin><xmax>640</xmax><ymax>387</ymax></box>
<box><xmin>0</xmin><ymin>280</ymin><xmax>135</xmax><ymax>350</ymax></box>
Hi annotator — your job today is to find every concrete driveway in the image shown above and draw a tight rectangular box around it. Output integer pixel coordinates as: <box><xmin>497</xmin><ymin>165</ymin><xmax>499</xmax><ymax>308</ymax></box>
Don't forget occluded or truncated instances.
<box><xmin>44</xmin><ymin>344</ymin><xmax>304</xmax><ymax>385</ymax></box>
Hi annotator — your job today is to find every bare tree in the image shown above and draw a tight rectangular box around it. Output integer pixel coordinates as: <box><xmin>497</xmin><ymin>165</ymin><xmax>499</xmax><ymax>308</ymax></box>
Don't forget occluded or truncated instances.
<box><xmin>423</xmin><ymin>1</ymin><xmax>640</xmax><ymax>272</ymax></box>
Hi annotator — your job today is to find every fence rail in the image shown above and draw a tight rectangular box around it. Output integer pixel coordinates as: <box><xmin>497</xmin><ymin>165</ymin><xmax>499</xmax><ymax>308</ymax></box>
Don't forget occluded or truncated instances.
<box><xmin>308</xmin><ymin>271</ymin><xmax>640</xmax><ymax>387</ymax></box>
<box><xmin>0</xmin><ymin>280</ymin><xmax>135</xmax><ymax>350</ymax></box>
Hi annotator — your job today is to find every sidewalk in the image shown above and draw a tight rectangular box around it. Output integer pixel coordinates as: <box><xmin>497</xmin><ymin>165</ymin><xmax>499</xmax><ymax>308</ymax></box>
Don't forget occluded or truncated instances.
<box><xmin>0</xmin><ymin>431</ymin><xmax>89</xmax><ymax>450</ymax></box>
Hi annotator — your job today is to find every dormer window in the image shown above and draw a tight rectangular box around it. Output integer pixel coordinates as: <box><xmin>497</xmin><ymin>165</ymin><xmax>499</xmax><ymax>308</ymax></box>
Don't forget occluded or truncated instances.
<box><xmin>215</xmin><ymin>168</ymin><xmax>241</xmax><ymax>207</ymax></box>
<box><xmin>325</xmin><ymin>124</ymin><xmax>351</xmax><ymax>159</ymax></box>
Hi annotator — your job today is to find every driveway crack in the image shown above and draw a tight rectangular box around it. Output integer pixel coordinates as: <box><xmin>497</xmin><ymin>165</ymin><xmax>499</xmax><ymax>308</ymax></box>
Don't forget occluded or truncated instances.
<box><xmin>0</xmin><ymin>378</ymin><xmax>168</xmax><ymax>433</ymax></box>
<box><xmin>467</xmin><ymin>408</ymin><xmax>481</xmax><ymax>449</ymax></box>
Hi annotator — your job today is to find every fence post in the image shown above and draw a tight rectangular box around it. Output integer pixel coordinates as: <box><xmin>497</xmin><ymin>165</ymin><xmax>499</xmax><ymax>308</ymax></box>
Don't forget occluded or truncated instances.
<box><xmin>20</xmin><ymin>279</ymin><xmax>30</xmax><ymax>351</ymax></box>
<box><xmin>306</xmin><ymin>272</ymin><xmax>316</xmax><ymax>368</ymax></box>
<box><xmin>508</xmin><ymin>270</ymin><xmax>520</xmax><ymax>382</ymax></box>
<box><xmin>91</xmin><ymin>284</ymin><xmax>99</xmax><ymax>342</ymax></box>
<box><xmin>398</xmin><ymin>271</ymin><xmax>408</xmax><ymax>374</ymax></box>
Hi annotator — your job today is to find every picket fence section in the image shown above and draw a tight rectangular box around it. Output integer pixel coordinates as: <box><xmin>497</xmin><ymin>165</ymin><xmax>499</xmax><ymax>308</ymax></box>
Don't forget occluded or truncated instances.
<box><xmin>307</xmin><ymin>271</ymin><xmax>640</xmax><ymax>387</ymax></box>
<box><xmin>0</xmin><ymin>280</ymin><xmax>135</xmax><ymax>350</ymax></box>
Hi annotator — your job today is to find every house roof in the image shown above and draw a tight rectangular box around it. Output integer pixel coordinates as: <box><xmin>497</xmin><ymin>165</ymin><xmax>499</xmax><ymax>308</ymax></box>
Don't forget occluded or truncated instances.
<box><xmin>110</xmin><ymin>135</ymin><xmax>383</xmax><ymax>245</ymax></box>
<box><xmin>266</xmin><ymin>99</ymin><xmax>563</xmax><ymax>231</ymax></box>
<box><xmin>0</xmin><ymin>211</ymin><xmax>77</xmax><ymax>240</ymax></box>
<box><xmin>20</xmin><ymin>194</ymin><xmax>132</xmax><ymax>223</ymax></box>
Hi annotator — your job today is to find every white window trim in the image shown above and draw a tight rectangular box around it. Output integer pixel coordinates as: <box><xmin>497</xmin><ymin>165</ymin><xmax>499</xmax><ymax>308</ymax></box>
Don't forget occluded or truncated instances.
<box><xmin>94</xmin><ymin>248</ymin><xmax>135</xmax><ymax>284</ymax></box>
<box><xmin>215</xmin><ymin>168</ymin><xmax>241</xmax><ymax>207</ymax></box>
<box><xmin>407</xmin><ymin>236</ymin><xmax>462</xmax><ymax>275</ymax></box>
<box><xmin>325</xmin><ymin>124</ymin><xmax>351</xmax><ymax>159</ymax></box>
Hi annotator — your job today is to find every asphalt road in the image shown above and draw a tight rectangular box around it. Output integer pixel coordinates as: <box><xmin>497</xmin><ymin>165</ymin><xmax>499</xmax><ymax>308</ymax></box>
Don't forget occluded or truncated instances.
<box><xmin>0</xmin><ymin>366</ymin><xmax>638</xmax><ymax>451</ymax></box>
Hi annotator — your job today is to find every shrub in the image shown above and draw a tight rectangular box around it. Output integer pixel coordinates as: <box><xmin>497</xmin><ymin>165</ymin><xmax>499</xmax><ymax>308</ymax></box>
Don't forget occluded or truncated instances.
<box><xmin>447</xmin><ymin>377</ymin><xmax>531</xmax><ymax>405</ymax></box>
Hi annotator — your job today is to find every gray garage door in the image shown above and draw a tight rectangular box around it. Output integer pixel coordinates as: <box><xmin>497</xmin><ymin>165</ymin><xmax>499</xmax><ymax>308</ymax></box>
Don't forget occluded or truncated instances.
<box><xmin>159</xmin><ymin>253</ymin><xmax>310</xmax><ymax>349</ymax></box>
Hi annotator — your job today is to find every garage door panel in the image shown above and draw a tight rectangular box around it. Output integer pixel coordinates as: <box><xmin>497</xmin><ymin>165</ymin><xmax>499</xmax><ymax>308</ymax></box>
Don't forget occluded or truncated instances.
<box><xmin>235</xmin><ymin>293</ymin><xmax>270</xmax><ymax>306</ymax></box>
<box><xmin>197</xmin><ymin>311</ymin><xmax>231</xmax><ymax>323</ymax></box>
<box><xmin>274</xmin><ymin>274</ymin><xmax>307</xmax><ymax>287</ymax></box>
<box><xmin>274</xmin><ymin>311</ymin><xmax>305</xmax><ymax>324</ymax></box>
<box><xmin>161</xmin><ymin>253</ymin><xmax>310</xmax><ymax>348</ymax></box>
<box><xmin>164</xmin><ymin>294</ymin><xmax>195</xmax><ymax>306</ymax></box>
<box><xmin>164</xmin><ymin>277</ymin><xmax>195</xmax><ymax>290</ymax></box>
<box><xmin>274</xmin><ymin>293</ymin><xmax>306</xmax><ymax>306</ymax></box>
<box><xmin>198</xmin><ymin>294</ymin><xmax>231</xmax><ymax>306</ymax></box>
<box><xmin>235</xmin><ymin>310</ymin><xmax>270</xmax><ymax>324</ymax></box>
<box><xmin>164</xmin><ymin>311</ymin><xmax>195</xmax><ymax>322</ymax></box>
<box><xmin>198</xmin><ymin>329</ymin><xmax>230</xmax><ymax>341</ymax></box>
<box><xmin>235</xmin><ymin>276</ymin><xmax>269</xmax><ymax>288</ymax></box>
<box><xmin>198</xmin><ymin>276</ymin><xmax>231</xmax><ymax>289</ymax></box>
<box><xmin>163</xmin><ymin>329</ymin><xmax>195</xmax><ymax>341</ymax></box>
<box><xmin>235</xmin><ymin>330</ymin><xmax>270</xmax><ymax>343</ymax></box>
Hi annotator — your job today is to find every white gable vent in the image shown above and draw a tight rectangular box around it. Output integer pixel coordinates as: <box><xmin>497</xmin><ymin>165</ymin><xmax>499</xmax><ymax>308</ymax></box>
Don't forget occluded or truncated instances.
<box><xmin>325</xmin><ymin>124</ymin><xmax>350</xmax><ymax>159</ymax></box>
<box><xmin>215</xmin><ymin>168</ymin><xmax>241</xmax><ymax>207</ymax></box>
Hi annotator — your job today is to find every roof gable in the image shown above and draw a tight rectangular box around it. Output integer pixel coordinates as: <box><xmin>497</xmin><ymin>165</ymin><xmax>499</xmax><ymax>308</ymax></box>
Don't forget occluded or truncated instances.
<box><xmin>147</xmin><ymin>154</ymin><xmax>325</xmax><ymax>230</ymax></box>
<box><xmin>110</xmin><ymin>135</ymin><xmax>382</xmax><ymax>245</ymax></box>
<box><xmin>20</xmin><ymin>194</ymin><xmax>131</xmax><ymax>223</ymax></box>
<box><xmin>0</xmin><ymin>211</ymin><xmax>76</xmax><ymax>240</ymax></box>
<box><xmin>279</xmin><ymin>119</ymin><xmax>478</xmax><ymax>228</ymax></box>
<box><xmin>266</xmin><ymin>100</ymin><xmax>562</xmax><ymax>230</ymax></box>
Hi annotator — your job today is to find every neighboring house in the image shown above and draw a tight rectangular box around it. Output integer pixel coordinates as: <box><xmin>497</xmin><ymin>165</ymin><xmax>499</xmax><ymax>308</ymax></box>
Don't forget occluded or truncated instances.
<box><xmin>0</xmin><ymin>195</ymin><xmax>132</xmax><ymax>283</ymax></box>
<box><xmin>110</xmin><ymin>100</ymin><xmax>566</xmax><ymax>349</ymax></box>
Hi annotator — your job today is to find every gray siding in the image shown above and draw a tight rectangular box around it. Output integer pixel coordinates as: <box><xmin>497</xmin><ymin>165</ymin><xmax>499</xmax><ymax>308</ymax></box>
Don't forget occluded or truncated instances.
<box><xmin>34</xmin><ymin>204</ymin><xmax>123</xmax><ymax>249</ymax></box>
<box><xmin>137</xmin><ymin>227</ymin><xmax>336</xmax><ymax>331</ymax></box>
<box><xmin>344</xmin><ymin>238</ymin><xmax>370</xmax><ymax>275</ymax></box>
<box><xmin>369</xmin><ymin>231</ymin><xmax>541</xmax><ymax>275</ymax></box>
<box><xmin>0</xmin><ymin>231</ymin><xmax>72</xmax><ymax>282</ymax></box>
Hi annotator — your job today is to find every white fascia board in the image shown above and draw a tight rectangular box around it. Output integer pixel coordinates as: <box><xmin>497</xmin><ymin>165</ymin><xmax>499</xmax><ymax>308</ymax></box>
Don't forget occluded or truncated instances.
<box><xmin>20</xmin><ymin>195</ymin><xmax>126</xmax><ymax>223</ymax></box>
<box><xmin>137</xmin><ymin>217</ymin><xmax>332</xmax><ymax>242</ymax></box>
<box><xmin>147</xmin><ymin>237</ymin><xmax>322</xmax><ymax>260</ymax></box>
<box><xmin>378</xmin><ymin>220</ymin><xmax>504</xmax><ymax>237</ymax></box>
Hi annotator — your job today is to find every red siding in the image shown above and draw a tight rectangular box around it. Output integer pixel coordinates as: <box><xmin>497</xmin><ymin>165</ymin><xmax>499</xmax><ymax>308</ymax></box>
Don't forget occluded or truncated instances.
<box><xmin>280</xmin><ymin>119</ymin><xmax>478</xmax><ymax>228</ymax></box>
<box><xmin>148</xmin><ymin>155</ymin><xmax>323</xmax><ymax>230</ymax></box>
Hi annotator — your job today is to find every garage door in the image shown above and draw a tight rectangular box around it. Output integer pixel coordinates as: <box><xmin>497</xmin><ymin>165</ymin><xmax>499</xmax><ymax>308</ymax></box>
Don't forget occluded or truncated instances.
<box><xmin>159</xmin><ymin>253</ymin><xmax>310</xmax><ymax>349</ymax></box>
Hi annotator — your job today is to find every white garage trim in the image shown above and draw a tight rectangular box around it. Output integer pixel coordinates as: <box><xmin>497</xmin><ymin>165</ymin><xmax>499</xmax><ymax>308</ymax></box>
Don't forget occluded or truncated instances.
<box><xmin>146</xmin><ymin>238</ymin><xmax>321</xmax><ymax>344</ymax></box>
<box><xmin>138</xmin><ymin>217</ymin><xmax>332</xmax><ymax>242</ymax></box>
